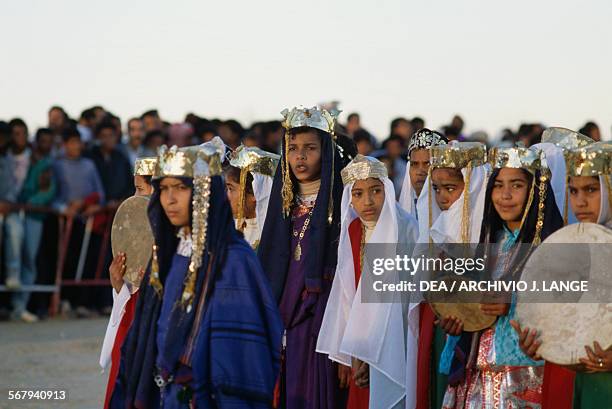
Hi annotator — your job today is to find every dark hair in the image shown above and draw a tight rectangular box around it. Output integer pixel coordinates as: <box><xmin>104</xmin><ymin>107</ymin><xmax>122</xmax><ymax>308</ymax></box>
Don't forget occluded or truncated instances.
<box><xmin>353</xmin><ymin>129</ymin><xmax>374</xmax><ymax>145</ymax></box>
<box><xmin>223</xmin><ymin>119</ymin><xmax>245</xmax><ymax>138</ymax></box>
<box><xmin>95</xmin><ymin>120</ymin><xmax>116</xmax><ymax>137</ymax></box>
<box><xmin>411</xmin><ymin>116</ymin><xmax>425</xmax><ymax>129</ymax></box>
<box><xmin>443</xmin><ymin>125</ymin><xmax>460</xmax><ymax>139</ymax></box>
<box><xmin>9</xmin><ymin>118</ymin><xmax>28</xmax><ymax>134</ymax></box>
<box><xmin>390</xmin><ymin>117</ymin><xmax>409</xmax><ymax>134</ymax></box>
<box><xmin>144</xmin><ymin>130</ymin><xmax>166</xmax><ymax>146</ymax></box>
<box><xmin>382</xmin><ymin>134</ymin><xmax>405</xmax><ymax>149</ymax></box>
<box><xmin>579</xmin><ymin>121</ymin><xmax>599</xmax><ymax>136</ymax></box>
<box><xmin>127</xmin><ymin>117</ymin><xmax>142</xmax><ymax>128</ymax></box>
<box><xmin>223</xmin><ymin>165</ymin><xmax>254</xmax><ymax>195</ymax></box>
<box><xmin>287</xmin><ymin>126</ymin><xmax>328</xmax><ymax>139</ymax></box>
<box><xmin>62</xmin><ymin>127</ymin><xmax>81</xmax><ymax>142</ymax></box>
<box><xmin>49</xmin><ymin>105</ymin><xmax>66</xmax><ymax>114</ymax></box>
<box><xmin>35</xmin><ymin>127</ymin><xmax>53</xmax><ymax>141</ymax></box>
<box><xmin>0</xmin><ymin>121</ymin><xmax>10</xmax><ymax>137</ymax></box>
<box><xmin>480</xmin><ymin>168</ymin><xmax>562</xmax><ymax>245</ymax></box>
<box><xmin>139</xmin><ymin>175</ymin><xmax>153</xmax><ymax>185</ymax></box>
<box><xmin>80</xmin><ymin>108</ymin><xmax>96</xmax><ymax>121</ymax></box>
<box><xmin>347</xmin><ymin>113</ymin><xmax>360</xmax><ymax>121</ymax></box>
<box><xmin>141</xmin><ymin>109</ymin><xmax>159</xmax><ymax>119</ymax></box>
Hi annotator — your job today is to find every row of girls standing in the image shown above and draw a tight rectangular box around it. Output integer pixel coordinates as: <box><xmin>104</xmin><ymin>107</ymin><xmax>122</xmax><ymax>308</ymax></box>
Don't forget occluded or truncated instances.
<box><xmin>101</xmin><ymin>104</ymin><xmax>611</xmax><ymax>409</ymax></box>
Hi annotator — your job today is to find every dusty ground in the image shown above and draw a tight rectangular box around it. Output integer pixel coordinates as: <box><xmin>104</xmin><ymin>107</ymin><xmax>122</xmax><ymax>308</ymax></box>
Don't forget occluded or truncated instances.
<box><xmin>0</xmin><ymin>317</ymin><xmax>107</xmax><ymax>409</ymax></box>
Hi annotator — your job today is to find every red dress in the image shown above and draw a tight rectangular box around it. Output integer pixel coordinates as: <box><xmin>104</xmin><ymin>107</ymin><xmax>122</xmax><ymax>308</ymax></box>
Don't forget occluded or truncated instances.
<box><xmin>103</xmin><ymin>290</ymin><xmax>139</xmax><ymax>409</ymax></box>
<box><xmin>541</xmin><ymin>362</ymin><xmax>575</xmax><ymax>409</ymax></box>
<box><xmin>346</xmin><ymin>219</ymin><xmax>370</xmax><ymax>409</ymax></box>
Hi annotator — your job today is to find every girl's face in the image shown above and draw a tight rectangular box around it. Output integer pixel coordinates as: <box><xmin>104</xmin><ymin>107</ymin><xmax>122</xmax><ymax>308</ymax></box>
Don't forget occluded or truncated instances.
<box><xmin>287</xmin><ymin>130</ymin><xmax>322</xmax><ymax>183</ymax></box>
<box><xmin>159</xmin><ymin>177</ymin><xmax>192</xmax><ymax>227</ymax></box>
<box><xmin>491</xmin><ymin>168</ymin><xmax>530</xmax><ymax>227</ymax></box>
<box><xmin>134</xmin><ymin>175</ymin><xmax>153</xmax><ymax>197</ymax></box>
<box><xmin>431</xmin><ymin>168</ymin><xmax>464</xmax><ymax>211</ymax></box>
<box><xmin>409</xmin><ymin>148</ymin><xmax>430</xmax><ymax>197</ymax></box>
<box><xmin>568</xmin><ymin>176</ymin><xmax>601</xmax><ymax>223</ymax></box>
<box><xmin>225</xmin><ymin>177</ymin><xmax>257</xmax><ymax>219</ymax></box>
<box><xmin>351</xmin><ymin>178</ymin><xmax>385</xmax><ymax>222</ymax></box>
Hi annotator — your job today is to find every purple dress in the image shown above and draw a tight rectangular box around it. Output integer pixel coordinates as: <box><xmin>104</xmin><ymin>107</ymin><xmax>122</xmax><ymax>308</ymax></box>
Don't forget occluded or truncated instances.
<box><xmin>278</xmin><ymin>209</ymin><xmax>347</xmax><ymax>409</ymax></box>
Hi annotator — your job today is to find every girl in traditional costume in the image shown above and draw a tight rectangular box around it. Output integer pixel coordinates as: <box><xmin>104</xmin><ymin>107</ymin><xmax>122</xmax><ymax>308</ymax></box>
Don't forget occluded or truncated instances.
<box><xmin>399</xmin><ymin>128</ymin><xmax>448</xmax><ymax>220</ymax></box>
<box><xmin>110</xmin><ymin>141</ymin><xmax>283</xmax><ymax>408</ymax></box>
<box><xmin>412</xmin><ymin>141</ymin><xmax>489</xmax><ymax>409</ymax></box>
<box><xmin>225</xmin><ymin>145</ymin><xmax>279</xmax><ymax>250</ymax></box>
<box><xmin>512</xmin><ymin>140</ymin><xmax>612</xmax><ymax>409</ymax></box>
<box><xmin>258</xmin><ymin>106</ymin><xmax>350</xmax><ymax>409</ymax></box>
<box><xmin>317</xmin><ymin>155</ymin><xmax>419</xmax><ymax>409</ymax></box>
<box><xmin>441</xmin><ymin>146</ymin><xmax>563</xmax><ymax>409</ymax></box>
<box><xmin>101</xmin><ymin>156</ymin><xmax>157</xmax><ymax>409</ymax></box>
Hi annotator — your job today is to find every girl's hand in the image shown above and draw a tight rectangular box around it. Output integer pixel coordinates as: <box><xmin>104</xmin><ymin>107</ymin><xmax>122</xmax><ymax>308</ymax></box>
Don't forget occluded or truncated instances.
<box><xmin>579</xmin><ymin>341</ymin><xmax>612</xmax><ymax>373</ymax></box>
<box><xmin>438</xmin><ymin>316</ymin><xmax>464</xmax><ymax>335</ymax></box>
<box><xmin>109</xmin><ymin>253</ymin><xmax>126</xmax><ymax>294</ymax></box>
<box><xmin>510</xmin><ymin>320</ymin><xmax>542</xmax><ymax>360</ymax></box>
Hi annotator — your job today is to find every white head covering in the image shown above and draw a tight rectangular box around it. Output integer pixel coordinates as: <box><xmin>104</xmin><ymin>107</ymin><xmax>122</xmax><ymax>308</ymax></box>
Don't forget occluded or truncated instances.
<box><xmin>317</xmin><ymin>158</ymin><xmax>419</xmax><ymax>409</ymax></box>
<box><xmin>399</xmin><ymin>161</ymin><xmax>418</xmax><ymax>215</ymax></box>
<box><xmin>531</xmin><ymin>142</ymin><xmax>577</xmax><ymax>224</ymax></box>
<box><xmin>252</xmin><ymin>173</ymin><xmax>274</xmax><ymax>243</ymax></box>
<box><xmin>428</xmin><ymin>164</ymin><xmax>490</xmax><ymax>245</ymax></box>
<box><xmin>598</xmin><ymin>175</ymin><xmax>612</xmax><ymax>226</ymax></box>
<box><xmin>400</xmin><ymin>129</ymin><xmax>448</xmax><ymax>217</ymax></box>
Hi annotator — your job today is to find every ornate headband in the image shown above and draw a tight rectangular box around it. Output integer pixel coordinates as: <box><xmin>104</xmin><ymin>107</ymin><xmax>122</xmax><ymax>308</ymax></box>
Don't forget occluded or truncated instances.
<box><xmin>564</xmin><ymin>142</ymin><xmax>612</xmax><ymax>177</ymax></box>
<box><xmin>341</xmin><ymin>154</ymin><xmax>388</xmax><ymax>185</ymax></box>
<box><xmin>542</xmin><ymin>127</ymin><xmax>594</xmax><ymax>150</ymax></box>
<box><xmin>229</xmin><ymin>145</ymin><xmax>280</xmax><ymax>177</ymax></box>
<box><xmin>133</xmin><ymin>157</ymin><xmax>157</xmax><ymax>176</ymax></box>
<box><xmin>488</xmin><ymin>146</ymin><xmax>546</xmax><ymax>174</ymax></box>
<box><xmin>408</xmin><ymin>128</ymin><xmax>448</xmax><ymax>156</ymax></box>
<box><xmin>281</xmin><ymin>106</ymin><xmax>340</xmax><ymax>135</ymax></box>
<box><xmin>430</xmin><ymin>142</ymin><xmax>487</xmax><ymax>169</ymax></box>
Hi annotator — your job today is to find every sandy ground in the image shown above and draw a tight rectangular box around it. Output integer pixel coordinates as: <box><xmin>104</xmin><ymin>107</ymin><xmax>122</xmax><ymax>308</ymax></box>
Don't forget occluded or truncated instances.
<box><xmin>0</xmin><ymin>317</ymin><xmax>108</xmax><ymax>409</ymax></box>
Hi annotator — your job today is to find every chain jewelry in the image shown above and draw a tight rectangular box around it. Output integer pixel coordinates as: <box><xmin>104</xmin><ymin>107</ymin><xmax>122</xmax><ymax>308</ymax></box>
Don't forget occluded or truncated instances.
<box><xmin>294</xmin><ymin>206</ymin><xmax>315</xmax><ymax>261</ymax></box>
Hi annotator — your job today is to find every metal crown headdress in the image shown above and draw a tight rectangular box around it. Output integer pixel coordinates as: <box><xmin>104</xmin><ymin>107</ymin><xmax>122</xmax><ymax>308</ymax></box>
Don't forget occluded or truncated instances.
<box><xmin>341</xmin><ymin>154</ymin><xmax>388</xmax><ymax>185</ymax></box>
<box><xmin>488</xmin><ymin>146</ymin><xmax>547</xmax><ymax>175</ymax></box>
<box><xmin>430</xmin><ymin>142</ymin><xmax>487</xmax><ymax>169</ymax></box>
<box><xmin>281</xmin><ymin>106</ymin><xmax>341</xmax><ymax>135</ymax></box>
<box><xmin>229</xmin><ymin>145</ymin><xmax>280</xmax><ymax>231</ymax></box>
<box><xmin>154</xmin><ymin>137</ymin><xmax>224</xmax><ymax>179</ymax></box>
<box><xmin>150</xmin><ymin>139</ymin><xmax>225</xmax><ymax>312</ymax></box>
<box><xmin>133</xmin><ymin>157</ymin><xmax>158</xmax><ymax>176</ymax></box>
<box><xmin>279</xmin><ymin>106</ymin><xmax>341</xmax><ymax>221</ymax></box>
<box><xmin>542</xmin><ymin>127</ymin><xmax>594</xmax><ymax>150</ymax></box>
<box><xmin>229</xmin><ymin>145</ymin><xmax>280</xmax><ymax>177</ymax></box>
<box><xmin>564</xmin><ymin>142</ymin><xmax>612</xmax><ymax>177</ymax></box>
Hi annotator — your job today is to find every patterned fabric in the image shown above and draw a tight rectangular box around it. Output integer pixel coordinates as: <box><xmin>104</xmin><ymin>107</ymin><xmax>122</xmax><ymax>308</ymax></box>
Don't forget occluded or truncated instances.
<box><xmin>407</xmin><ymin>128</ymin><xmax>448</xmax><ymax>156</ymax></box>
<box><xmin>443</xmin><ymin>329</ymin><xmax>544</xmax><ymax>409</ymax></box>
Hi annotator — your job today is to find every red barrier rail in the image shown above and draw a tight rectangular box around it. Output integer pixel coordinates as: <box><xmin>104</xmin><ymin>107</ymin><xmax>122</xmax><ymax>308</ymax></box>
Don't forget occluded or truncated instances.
<box><xmin>0</xmin><ymin>205</ymin><xmax>116</xmax><ymax>316</ymax></box>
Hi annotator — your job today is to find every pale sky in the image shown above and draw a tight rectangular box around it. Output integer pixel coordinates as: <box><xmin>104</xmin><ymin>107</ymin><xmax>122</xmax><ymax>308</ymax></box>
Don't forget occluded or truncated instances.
<box><xmin>2</xmin><ymin>0</ymin><xmax>611</xmax><ymax>141</ymax></box>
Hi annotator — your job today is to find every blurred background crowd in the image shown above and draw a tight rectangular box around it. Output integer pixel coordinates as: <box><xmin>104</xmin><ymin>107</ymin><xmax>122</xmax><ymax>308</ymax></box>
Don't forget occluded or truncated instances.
<box><xmin>0</xmin><ymin>104</ymin><xmax>605</xmax><ymax>322</ymax></box>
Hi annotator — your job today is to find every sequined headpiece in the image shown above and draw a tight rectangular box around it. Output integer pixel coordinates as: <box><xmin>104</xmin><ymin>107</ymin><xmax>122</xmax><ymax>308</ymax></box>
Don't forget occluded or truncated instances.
<box><xmin>155</xmin><ymin>141</ymin><xmax>223</xmax><ymax>179</ymax></box>
<box><xmin>281</xmin><ymin>106</ymin><xmax>340</xmax><ymax>135</ymax></box>
<box><xmin>542</xmin><ymin>127</ymin><xmax>594</xmax><ymax>150</ymax></box>
<box><xmin>488</xmin><ymin>146</ymin><xmax>547</xmax><ymax>175</ymax></box>
<box><xmin>564</xmin><ymin>142</ymin><xmax>612</xmax><ymax>177</ymax></box>
<box><xmin>489</xmin><ymin>146</ymin><xmax>549</xmax><ymax>244</ymax></box>
<box><xmin>133</xmin><ymin>157</ymin><xmax>157</xmax><ymax>176</ymax></box>
<box><xmin>430</xmin><ymin>142</ymin><xmax>487</xmax><ymax>169</ymax></box>
<box><xmin>229</xmin><ymin>145</ymin><xmax>280</xmax><ymax>230</ymax></box>
<box><xmin>150</xmin><ymin>138</ymin><xmax>225</xmax><ymax>311</ymax></box>
<box><xmin>408</xmin><ymin>128</ymin><xmax>448</xmax><ymax>157</ymax></box>
<box><xmin>561</xmin><ymin>142</ymin><xmax>612</xmax><ymax>225</ymax></box>
<box><xmin>427</xmin><ymin>142</ymin><xmax>487</xmax><ymax>244</ymax></box>
<box><xmin>341</xmin><ymin>154</ymin><xmax>388</xmax><ymax>185</ymax></box>
<box><xmin>280</xmin><ymin>106</ymin><xmax>341</xmax><ymax>222</ymax></box>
